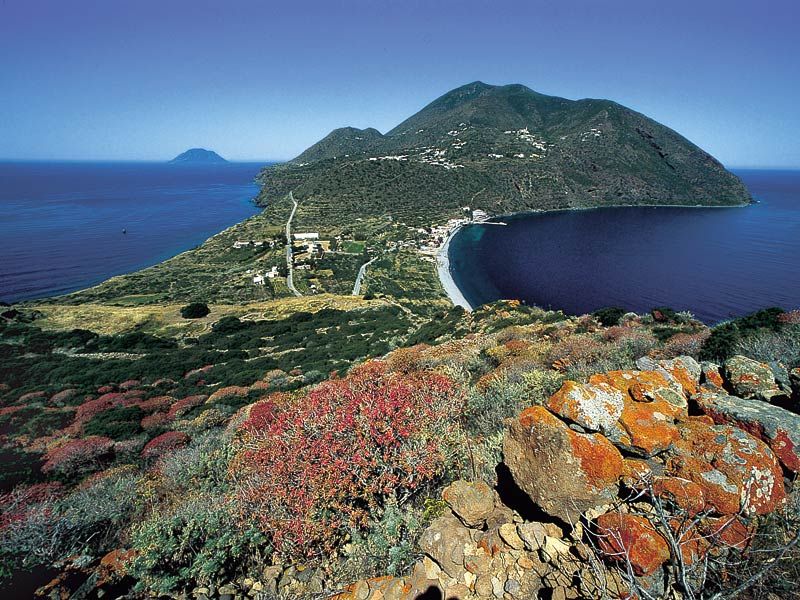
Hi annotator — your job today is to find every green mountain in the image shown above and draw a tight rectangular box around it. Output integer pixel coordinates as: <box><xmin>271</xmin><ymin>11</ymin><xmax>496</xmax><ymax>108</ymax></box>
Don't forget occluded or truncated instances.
<box><xmin>258</xmin><ymin>82</ymin><xmax>750</xmax><ymax>225</ymax></box>
<box><xmin>170</xmin><ymin>148</ymin><xmax>227</xmax><ymax>163</ymax></box>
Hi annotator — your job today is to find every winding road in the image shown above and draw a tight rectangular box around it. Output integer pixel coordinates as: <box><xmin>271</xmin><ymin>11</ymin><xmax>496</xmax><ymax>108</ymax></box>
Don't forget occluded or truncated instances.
<box><xmin>352</xmin><ymin>256</ymin><xmax>378</xmax><ymax>296</ymax></box>
<box><xmin>285</xmin><ymin>192</ymin><xmax>301</xmax><ymax>297</ymax></box>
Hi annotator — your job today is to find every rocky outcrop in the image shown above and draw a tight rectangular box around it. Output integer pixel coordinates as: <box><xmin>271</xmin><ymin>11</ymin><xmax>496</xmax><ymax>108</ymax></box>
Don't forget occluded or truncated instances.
<box><xmin>442</xmin><ymin>480</ymin><xmax>496</xmax><ymax>528</ymax></box>
<box><xmin>503</xmin><ymin>405</ymin><xmax>623</xmax><ymax>523</ymax></box>
<box><xmin>333</xmin><ymin>479</ymin><xmax>629</xmax><ymax>600</ymax></box>
<box><xmin>694</xmin><ymin>388</ymin><xmax>800</xmax><ymax>473</ymax></box>
<box><xmin>335</xmin><ymin>355</ymin><xmax>794</xmax><ymax>600</ymax></box>
<box><xmin>723</xmin><ymin>355</ymin><xmax>783</xmax><ymax>401</ymax></box>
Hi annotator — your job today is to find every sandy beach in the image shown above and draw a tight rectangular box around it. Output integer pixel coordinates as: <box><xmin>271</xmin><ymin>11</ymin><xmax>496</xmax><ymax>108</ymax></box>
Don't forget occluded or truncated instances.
<box><xmin>436</xmin><ymin>224</ymin><xmax>474</xmax><ymax>311</ymax></box>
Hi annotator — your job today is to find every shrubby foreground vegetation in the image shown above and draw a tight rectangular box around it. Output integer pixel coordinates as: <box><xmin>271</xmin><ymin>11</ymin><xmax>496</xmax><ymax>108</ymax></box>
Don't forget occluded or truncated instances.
<box><xmin>1</xmin><ymin>301</ymin><xmax>798</xmax><ymax>598</ymax></box>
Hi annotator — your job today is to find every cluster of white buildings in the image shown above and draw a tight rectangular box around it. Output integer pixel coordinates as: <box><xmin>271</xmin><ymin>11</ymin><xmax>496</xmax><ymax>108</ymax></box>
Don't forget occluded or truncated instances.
<box><xmin>252</xmin><ymin>265</ymin><xmax>280</xmax><ymax>285</ymax></box>
<box><xmin>232</xmin><ymin>239</ymin><xmax>277</xmax><ymax>250</ymax></box>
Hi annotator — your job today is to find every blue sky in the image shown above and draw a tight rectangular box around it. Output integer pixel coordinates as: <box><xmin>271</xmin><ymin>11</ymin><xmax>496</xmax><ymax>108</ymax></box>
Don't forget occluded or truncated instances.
<box><xmin>1</xmin><ymin>0</ymin><xmax>798</xmax><ymax>166</ymax></box>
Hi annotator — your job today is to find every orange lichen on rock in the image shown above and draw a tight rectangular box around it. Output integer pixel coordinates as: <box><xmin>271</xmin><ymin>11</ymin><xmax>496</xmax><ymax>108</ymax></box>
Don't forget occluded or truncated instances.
<box><xmin>97</xmin><ymin>548</ymin><xmax>136</xmax><ymax>585</ymax></box>
<box><xmin>568</xmin><ymin>431</ymin><xmax>625</xmax><ymax>492</ymax></box>
<box><xmin>621</xmin><ymin>458</ymin><xmax>652</xmax><ymax>488</ymax></box>
<box><xmin>504</xmin><ymin>405</ymin><xmax>623</xmax><ymax>523</ymax></box>
<box><xmin>659</xmin><ymin>357</ymin><xmax>700</xmax><ymax>396</ymax></box>
<box><xmin>653</xmin><ymin>476</ymin><xmax>706</xmax><ymax>516</ymax></box>
<box><xmin>702</xmin><ymin>516</ymin><xmax>753</xmax><ymax>551</ymax></box>
<box><xmin>595</xmin><ymin>512</ymin><xmax>670</xmax><ymax>576</ymax></box>
<box><xmin>669</xmin><ymin>419</ymin><xmax>785</xmax><ymax>516</ymax></box>
<box><xmin>547</xmin><ymin>380</ymin><xmax>625</xmax><ymax>434</ymax></box>
<box><xmin>618</xmin><ymin>400</ymin><xmax>681</xmax><ymax>456</ymax></box>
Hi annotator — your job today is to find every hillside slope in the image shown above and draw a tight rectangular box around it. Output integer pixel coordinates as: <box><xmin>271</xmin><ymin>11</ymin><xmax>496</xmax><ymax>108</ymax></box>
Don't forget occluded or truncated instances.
<box><xmin>258</xmin><ymin>82</ymin><xmax>750</xmax><ymax>226</ymax></box>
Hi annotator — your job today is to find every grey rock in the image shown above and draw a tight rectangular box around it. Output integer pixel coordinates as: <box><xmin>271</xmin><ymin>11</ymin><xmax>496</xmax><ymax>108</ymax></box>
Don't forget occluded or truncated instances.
<box><xmin>724</xmin><ymin>355</ymin><xmax>780</xmax><ymax>400</ymax></box>
<box><xmin>442</xmin><ymin>480</ymin><xmax>495</xmax><ymax>527</ymax></box>
<box><xmin>694</xmin><ymin>388</ymin><xmax>800</xmax><ymax>473</ymax></box>
<box><xmin>418</xmin><ymin>514</ymin><xmax>473</xmax><ymax>578</ymax></box>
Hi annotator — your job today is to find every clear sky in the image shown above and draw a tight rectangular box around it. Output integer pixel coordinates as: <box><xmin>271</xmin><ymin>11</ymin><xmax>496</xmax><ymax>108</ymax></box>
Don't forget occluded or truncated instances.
<box><xmin>1</xmin><ymin>0</ymin><xmax>798</xmax><ymax>167</ymax></box>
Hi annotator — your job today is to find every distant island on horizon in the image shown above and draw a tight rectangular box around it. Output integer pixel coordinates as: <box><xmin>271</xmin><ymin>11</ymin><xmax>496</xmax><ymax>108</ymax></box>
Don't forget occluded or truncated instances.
<box><xmin>169</xmin><ymin>148</ymin><xmax>227</xmax><ymax>164</ymax></box>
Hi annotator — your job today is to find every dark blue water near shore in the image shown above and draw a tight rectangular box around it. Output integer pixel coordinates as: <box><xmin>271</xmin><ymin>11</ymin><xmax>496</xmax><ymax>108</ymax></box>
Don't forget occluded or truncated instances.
<box><xmin>449</xmin><ymin>170</ymin><xmax>800</xmax><ymax>323</ymax></box>
<box><xmin>0</xmin><ymin>161</ymin><xmax>265</xmax><ymax>302</ymax></box>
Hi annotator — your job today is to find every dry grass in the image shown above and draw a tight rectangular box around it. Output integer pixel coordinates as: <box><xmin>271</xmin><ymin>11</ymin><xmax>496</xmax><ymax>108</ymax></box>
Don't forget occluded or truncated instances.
<box><xmin>29</xmin><ymin>294</ymin><xmax>388</xmax><ymax>336</ymax></box>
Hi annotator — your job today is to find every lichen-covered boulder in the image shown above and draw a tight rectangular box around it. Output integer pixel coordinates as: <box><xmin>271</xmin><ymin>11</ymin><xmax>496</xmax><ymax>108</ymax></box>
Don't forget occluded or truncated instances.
<box><xmin>652</xmin><ymin>476</ymin><xmax>706</xmax><ymax>516</ymax></box>
<box><xmin>700</xmin><ymin>361</ymin><xmax>725</xmax><ymax>389</ymax></box>
<box><xmin>617</xmin><ymin>399</ymin><xmax>682</xmax><ymax>457</ymax></box>
<box><xmin>636</xmin><ymin>356</ymin><xmax>701</xmax><ymax>397</ymax></box>
<box><xmin>723</xmin><ymin>355</ymin><xmax>781</xmax><ymax>400</ymax></box>
<box><xmin>694</xmin><ymin>388</ymin><xmax>800</xmax><ymax>473</ymax></box>
<box><xmin>546</xmin><ymin>380</ymin><xmax>626</xmax><ymax>440</ymax></box>
<box><xmin>417</xmin><ymin>514</ymin><xmax>474</xmax><ymax>579</ymax></box>
<box><xmin>548</xmin><ymin>375</ymin><xmax>683</xmax><ymax>457</ymax></box>
<box><xmin>503</xmin><ymin>406</ymin><xmax>623</xmax><ymax>523</ymax></box>
<box><xmin>667</xmin><ymin>418</ymin><xmax>785</xmax><ymax>516</ymax></box>
<box><xmin>442</xmin><ymin>480</ymin><xmax>496</xmax><ymax>528</ymax></box>
<box><xmin>589</xmin><ymin>369</ymin><xmax>686</xmax><ymax>408</ymax></box>
<box><xmin>594</xmin><ymin>511</ymin><xmax>670</xmax><ymax>576</ymax></box>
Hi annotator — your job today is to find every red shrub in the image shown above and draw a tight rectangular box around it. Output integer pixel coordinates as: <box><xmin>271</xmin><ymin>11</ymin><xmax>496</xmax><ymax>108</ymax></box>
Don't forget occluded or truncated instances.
<box><xmin>41</xmin><ymin>436</ymin><xmax>114</xmax><ymax>476</ymax></box>
<box><xmin>141</xmin><ymin>412</ymin><xmax>171</xmax><ymax>430</ymax></box>
<box><xmin>166</xmin><ymin>395</ymin><xmax>207</xmax><ymax>419</ymax></box>
<box><xmin>657</xmin><ymin>330</ymin><xmax>711</xmax><ymax>359</ymax></box>
<box><xmin>240</xmin><ymin>396</ymin><xmax>285</xmax><ymax>432</ymax></box>
<box><xmin>207</xmin><ymin>386</ymin><xmax>249</xmax><ymax>403</ymax></box>
<box><xmin>184</xmin><ymin>365</ymin><xmax>213</xmax><ymax>380</ymax></box>
<box><xmin>0</xmin><ymin>406</ymin><xmax>27</xmax><ymax>417</ymax></box>
<box><xmin>141</xmin><ymin>431</ymin><xmax>190</xmax><ymax>460</ymax></box>
<box><xmin>49</xmin><ymin>389</ymin><xmax>78</xmax><ymax>405</ymax></box>
<box><xmin>0</xmin><ymin>482</ymin><xmax>63</xmax><ymax>531</ymax></box>
<box><xmin>136</xmin><ymin>396</ymin><xmax>174</xmax><ymax>413</ymax></box>
<box><xmin>232</xmin><ymin>360</ymin><xmax>462</xmax><ymax>557</ymax></box>
<box><xmin>17</xmin><ymin>391</ymin><xmax>47</xmax><ymax>403</ymax></box>
<box><xmin>778</xmin><ymin>309</ymin><xmax>800</xmax><ymax>325</ymax></box>
<box><xmin>74</xmin><ymin>393</ymin><xmax>126</xmax><ymax>424</ymax></box>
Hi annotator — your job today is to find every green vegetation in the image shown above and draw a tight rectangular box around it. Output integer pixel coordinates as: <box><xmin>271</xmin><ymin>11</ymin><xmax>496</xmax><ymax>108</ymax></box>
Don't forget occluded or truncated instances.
<box><xmin>258</xmin><ymin>81</ymin><xmax>750</xmax><ymax>230</ymax></box>
<box><xmin>592</xmin><ymin>306</ymin><xmax>626</xmax><ymax>326</ymax></box>
<box><xmin>180</xmin><ymin>302</ymin><xmax>210</xmax><ymax>319</ymax></box>
<box><xmin>700</xmin><ymin>307</ymin><xmax>788</xmax><ymax>361</ymax></box>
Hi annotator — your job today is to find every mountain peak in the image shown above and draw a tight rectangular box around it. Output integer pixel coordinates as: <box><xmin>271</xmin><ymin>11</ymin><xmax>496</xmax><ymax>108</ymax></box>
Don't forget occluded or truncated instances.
<box><xmin>170</xmin><ymin>148</ymin><xmax>227</xmax><ymax>164</ymax></box>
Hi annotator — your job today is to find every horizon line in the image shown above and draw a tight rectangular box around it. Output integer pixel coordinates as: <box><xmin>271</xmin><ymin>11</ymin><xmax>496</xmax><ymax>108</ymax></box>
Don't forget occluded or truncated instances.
<box><xmin>1</xmin><ymin>158</ymin><xmax>798</xmax><ymax>171</ymax></box>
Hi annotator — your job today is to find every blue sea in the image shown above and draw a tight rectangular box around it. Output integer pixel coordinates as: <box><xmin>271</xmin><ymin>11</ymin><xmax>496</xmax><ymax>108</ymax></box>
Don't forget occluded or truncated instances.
<box><xmin>449</xmin><ymin>170</ymin><xmax>800</xmax><ymax>323</ymax></box>
<box><xmin>0</xmin><ymin>161</ymin><xmax>265</xmax><ymax>302</ymax></box>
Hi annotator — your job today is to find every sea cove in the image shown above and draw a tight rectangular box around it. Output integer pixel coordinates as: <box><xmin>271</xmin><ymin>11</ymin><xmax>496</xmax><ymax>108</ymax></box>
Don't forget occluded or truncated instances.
<box><xmin>0</xmin><ymin>161</ymin><xmax>263</xmax><ymax>302</ymax></box>
<box><xmin>448</xmin><ymin>169</ymin><xmax>800</xmax><ymax>323</ymax></box>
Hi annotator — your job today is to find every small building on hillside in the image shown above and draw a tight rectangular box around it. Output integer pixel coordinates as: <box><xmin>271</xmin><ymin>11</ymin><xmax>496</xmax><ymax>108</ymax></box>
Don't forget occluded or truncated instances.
<box><xmin>265</xmin><ymin>266</ymin><xmax>279</xmax><ymax>279</ymax></box>
<box><xmin>293</xmin><ymin>232</ymin><xmax>319</xmax><ymax>241</ymax></box>
<box><xmin>252</xmin><ymin>274</ymin><xmax>265</xmax><ymax>285</ymax></box>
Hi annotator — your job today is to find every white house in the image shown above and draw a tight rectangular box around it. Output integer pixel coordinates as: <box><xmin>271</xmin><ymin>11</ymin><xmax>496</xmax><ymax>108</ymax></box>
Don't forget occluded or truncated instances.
<box><xmin>252</xmin><ymin>275</ymin><xmax>265</xmax><ymax>285</ymax></box>
<box><xmin>293</xmin><ymin>232</ymin><xmax>319</xmax><ymax>241</ymax></box>
<box><xmin>265</xmin><ymin>266</ymin><xmax>279</xmax><ymax>279</ymax></box>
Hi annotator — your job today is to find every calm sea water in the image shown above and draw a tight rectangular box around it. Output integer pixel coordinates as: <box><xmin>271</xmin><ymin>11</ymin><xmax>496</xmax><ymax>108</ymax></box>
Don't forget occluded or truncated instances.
<box><xmin>449</xmin><ymin>170</ymin><xmax>800</xmax><ymax>323</ymax></box>
<box><xmin>0</xmin><ymin>161</ymin><xmax>265</xmax><ymax>302</ymax></box>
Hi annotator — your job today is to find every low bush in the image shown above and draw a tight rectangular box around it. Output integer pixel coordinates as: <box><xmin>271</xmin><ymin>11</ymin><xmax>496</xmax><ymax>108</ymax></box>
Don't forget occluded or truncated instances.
<box><xmin>129</xmin><ymin>497</ymin><xmax>267</xmax><ymax>595</ymax></box>
<box><xmin>701</xmin><ymin>308</ymin><xmax>787</xmax><ymax>361</ymax></box>
<box><xmin>84</xmin><ymin>405</ymin><xmax>143</xmax><ymax>440</ymax></box>
<box><xmin>592</xmin><ymin>306</ymin><xmax>626</xmax><ymax>326</ymax></box>
<box><xmin>41</xmin><ymin>437</ymin><xmax>114</xmax><ymax>478</ymax></box>
<box><xmin>180</xmin><ymin>303</ymin><xmax>210</xmax><ymax>319</ymax></box>
<box><xmin>231</xmin><ymin>360</ymin><xmax>465</xmax><ymax>558</ymax></box>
